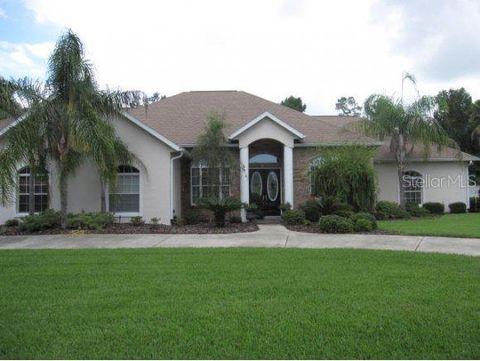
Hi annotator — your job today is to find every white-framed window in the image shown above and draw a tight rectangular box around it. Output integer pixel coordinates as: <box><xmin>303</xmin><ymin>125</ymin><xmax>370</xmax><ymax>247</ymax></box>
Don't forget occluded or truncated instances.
<box><xmin>109</xmin><ymin>165</ymin><xmax>140</xmax><ymax>214</ymax></box>
<box><xmin>191</xmin><ymin>162</ymin><xmax>230</xmax><ymax>205</ymax></box>
<box><xmin>403</xmin><ymin>170</ymin><xmax>423</xmax><ymax>205</ymax></box>
<box><xmin>17</xmin><ymin>167</ymin><xmax>49</xmax><ymax>214</ymax></box>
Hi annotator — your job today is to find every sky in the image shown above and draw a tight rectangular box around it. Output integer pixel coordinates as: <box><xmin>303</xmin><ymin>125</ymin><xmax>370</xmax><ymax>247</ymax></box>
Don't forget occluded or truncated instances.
<box><xmin>0</xmin><ymin>0</ymin><xmax>480</xmax><ymax>114</ymax></box>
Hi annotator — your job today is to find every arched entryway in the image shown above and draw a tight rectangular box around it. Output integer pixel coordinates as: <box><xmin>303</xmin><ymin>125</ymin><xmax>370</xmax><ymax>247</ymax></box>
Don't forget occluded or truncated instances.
<box><xmin>248</xmin><ymin>139</ymin><xmax>283</xmax><ymax>216</ymax></box>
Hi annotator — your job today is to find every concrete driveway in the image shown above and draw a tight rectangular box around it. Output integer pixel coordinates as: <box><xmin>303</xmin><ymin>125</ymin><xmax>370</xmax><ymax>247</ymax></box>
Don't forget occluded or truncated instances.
<box><xmin>0</xmin><ymin>225</ymin><xmax>479</xmax><ymax>256</ymax></box>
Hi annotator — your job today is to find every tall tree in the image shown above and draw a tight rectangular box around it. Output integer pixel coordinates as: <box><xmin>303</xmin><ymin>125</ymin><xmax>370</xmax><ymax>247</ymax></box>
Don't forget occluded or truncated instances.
<box><xmin>357</xmin><ymin>94</ymin><xmax>452</xmax><ymax>208</ymax></box>
<box><xmin>281</xmin><ymin>96</ymin><xmax>307</xmax><ymax>112</ymax></box>
<box><xmin>0</xmin><ymin>30</ymin><xmax>143</xmax><ymax>226</ymax></box>
<box><xmin>335</xmin><ymin>96</ymin><xmax>361</xmax><ymax>116</ymax></box>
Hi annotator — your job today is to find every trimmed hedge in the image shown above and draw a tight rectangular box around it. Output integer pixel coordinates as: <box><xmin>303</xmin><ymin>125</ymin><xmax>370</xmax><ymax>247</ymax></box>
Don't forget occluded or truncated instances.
<box><xmin>423</xmin><ymin>202</ymin><xmax>445</xmax><ymax>215</ymax></box>
<box><xmin>67</xmin><ymin>212</ymin><xmax>114</xmax><ymax>230</ymax></box>
<box><xmin>19</xmin><ymin>209</ymin><xmax>62</xmax><ymax>232</ymax></box>
<box><xmin>448</xmin><ymin>202</ymin><xmax>467</xmax><ymax>214</ymax></box>
<box><xmin>302</xmin><ymin>199</ymin><xmax>322</xmax><ymax>222</ymax></box>
<box><xmin>354</xmin><ymin>218</ymin><xmax>373</xmax><ymax>232</ymax></box>
<box><xmin>318</xmin><ymin>215</ymin><xmax>354</xmax><ymax>233</ymax></box>
<box><xmin>375</xmin><ymin>201</ymin><xmax>409</xmax><ymax>220</ymax></box>
<box><xmin>4</xmin><ymin>219</ymin><xmax>19</xmax><ymax>227</ymax></box>
<box><xmin>352</xmin><ymin>212</ymin><xmax>377</xmax><ymax>230</ymax></box>
<box><xmin>281</xmin><ymin>209</ymin><xmax>306</xmax><ymax>225</ymax></box>
<box><xmin>406</xmin><ymin>203</ymin><xmax>431</xmax><ymax>218</ymax></box>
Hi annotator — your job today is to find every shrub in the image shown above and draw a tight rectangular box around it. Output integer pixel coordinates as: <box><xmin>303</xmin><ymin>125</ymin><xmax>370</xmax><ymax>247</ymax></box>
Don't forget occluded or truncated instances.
<box><xmin>469</xmin><ymin>197</ymin><xmax>480</xmax><ymax>212</ymax></box>
<box><xmin>354</xmin><ymin>218</ymin><xmax>373</xmax><ymax>232</ymax></box>
<box><xmin>320</xmin><ymin>196</ymin><xmax>352</xmax><ymax>215</ymax></box>
<box><xmin>198</xmin><ymin>196</ymin><xmax>243</xmax><ymax>227</ymax></box>
<box><xmin>302</xmin><ymin>199</ymin><xmax>322</xmax><ymax>222</ymax></box>
<box><xmin>150</xmin><ymin>217</ymin><xmax>160</xmax><ymax>227</ymax></box>
<box><xmin>130</xmin><ymin>216</ymin><xmax>145</xmax><ymax>226</ymax></box>
<box><xmin>333</xmin><ymin>210</ymin><xmax>355</xmax><ymax>219</ymax></box>
<box><xmin>352</xmin><ymin>212</ymin><xmax>378</xmax><ymax>230</ymax></box>
<box><xmin>406</xmin><ymin>203</ymin><xmax>430</xmax><ymax>218</ymax></box>
<box><xmin>318</xmin><ymin>215</ymin><xmax>354</xmax><ymax>233</ymax></box>
<box><xmin>279</xmin><ymin>203</ymin><xmax>292</xmax><ymax>212</ymax></box>
<box><xmin>281</xmin><ymin>209</ymin><xmax>306</xmax><ymax>225</ymax></box>
<box><xmin>4</xmin><ymin>219</ymin><xmax>19</xmax><ymax>227</ymax></box>
<box><xmin>423</xmin><ymin>202</ymin><xmax>445</xmax><ymax>215</ymax></box>
<box><xmin>449</xmin><ymin>202</ymin><xmax>467</xmax><ymax>214</ymax></box>
<box><xmin>19</xmin><ymin>209</ymin><xmax>61</xmax><ymax>232</ymax></box>
<box><xmin>229</xmin><ymin>215</ymin><xmax>242</xmax><ymax>224</ymax></box>
<box><xmin>375</xmin><ymin>201</ymin><xmax>409</xmax><ymax>220</ymax></box>
<box><xmin>67</xmin><ymin>212</ymin><xmax>114</xmax><ymax>230</ymax></box>
<box><xmin>184</xmin><ymin>208</ymin><xmax>208</xmax><ymax>225</ymax></box>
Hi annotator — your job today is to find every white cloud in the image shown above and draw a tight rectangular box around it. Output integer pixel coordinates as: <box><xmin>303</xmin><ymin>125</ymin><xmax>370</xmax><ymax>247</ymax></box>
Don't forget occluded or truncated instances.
<box><xmin>17</xmin><ymin>0</ymin><xmax>480</xmax><ymax>113</ymax></box>
<box><xmin>0</xmin><ymin>41</ymin><xmax>54</xmax><ymax>78</ymax></box>
<box><xmin>0</xmin><ymin>7</ymin><xmax>6</xmax><ymax>18</ymax></box>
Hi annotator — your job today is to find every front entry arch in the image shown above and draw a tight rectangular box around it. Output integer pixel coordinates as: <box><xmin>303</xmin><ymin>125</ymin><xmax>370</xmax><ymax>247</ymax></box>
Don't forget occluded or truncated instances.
<box><xmin>249</xmin><ymin>168</ymin><xmax>281</xmax><ymax>216</ymax></box>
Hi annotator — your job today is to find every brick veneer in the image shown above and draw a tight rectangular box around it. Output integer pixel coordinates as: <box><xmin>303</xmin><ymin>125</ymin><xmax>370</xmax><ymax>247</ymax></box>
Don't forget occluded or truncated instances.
<box><xmin>293</xmin><ymin>146</ymin><xmax>318</xmax><ymax>207</ymax></box>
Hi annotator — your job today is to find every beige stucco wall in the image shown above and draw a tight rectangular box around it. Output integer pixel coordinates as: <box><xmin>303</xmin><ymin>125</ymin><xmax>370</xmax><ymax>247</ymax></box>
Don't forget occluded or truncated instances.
<box><xmin>375</xmin><ymin>161</ymin><xmax>470</xmax><ymax>209</ymax></box>
<box><xmin>0</xmin><ymin>114</ymin><xmax>176</xmax><ymax>225</ymax></box>
<box><xmin>238</xmin><ymin>118</ymin><xmax>295</xmax><ymax>148</ymax></box>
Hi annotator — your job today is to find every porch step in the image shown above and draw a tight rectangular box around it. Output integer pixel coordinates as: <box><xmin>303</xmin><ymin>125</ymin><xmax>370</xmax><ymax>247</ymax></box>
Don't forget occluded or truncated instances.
<box><xmin>256</xmin><ymin>216</ymin><xmax>282</xmax><ymax>224</ymax></box>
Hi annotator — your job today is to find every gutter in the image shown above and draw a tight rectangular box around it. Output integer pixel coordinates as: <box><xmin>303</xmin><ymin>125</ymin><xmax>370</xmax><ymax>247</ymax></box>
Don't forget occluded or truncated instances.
<box><xmin>170</xmin><ymin>150</ymin><xmax>184</xmax><ymax>223</ymax></box>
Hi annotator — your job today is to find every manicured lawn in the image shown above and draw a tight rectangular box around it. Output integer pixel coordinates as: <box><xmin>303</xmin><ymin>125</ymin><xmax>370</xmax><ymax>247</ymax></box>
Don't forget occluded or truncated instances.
<box><xmin>0</xmin><ymin>248</ymin><xmax>479</xmax><ymax>359</ymax></box>
<box><xmin>378</xmin><ymin>213</ymin><xmax>480</xmax><ymax>238</ymax></box>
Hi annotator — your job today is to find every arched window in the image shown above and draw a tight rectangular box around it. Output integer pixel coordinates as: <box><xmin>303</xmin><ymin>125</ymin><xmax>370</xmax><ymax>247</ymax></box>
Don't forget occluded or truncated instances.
<box><xmin>17</xmin><ymin>167</ymin><xmax>49</xmax><ymax>213</ymax></box>
<box><xmin>109</xmin><ymin>165</ymin><xmax>140</xmax><ymax>213</ymax></box>
<box><xmin>249</xmin><ymin>153</ymin><xmax>279</xmax><ymax>164</ymax></box>
<box><xmin>403</xmin><ymin>170</ymin><xmax>423</xmax><ymax>205</ymax></box>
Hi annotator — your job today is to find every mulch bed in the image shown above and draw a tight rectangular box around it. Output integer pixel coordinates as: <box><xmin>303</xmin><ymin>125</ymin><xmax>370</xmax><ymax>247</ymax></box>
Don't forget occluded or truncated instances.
<box><xmin>0</xmin><ymin>222</ymin><xmax>259</xmax><ymax>236</ymax></box>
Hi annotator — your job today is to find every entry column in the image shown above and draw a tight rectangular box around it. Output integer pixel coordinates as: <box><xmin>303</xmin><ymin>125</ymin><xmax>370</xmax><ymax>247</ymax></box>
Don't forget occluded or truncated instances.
<box><xmin>283</xmin><ymin>145</ymin><xmax>294</xmax><ymax>207</ymax></box>
<box><xmin>240</xmin><ymin>146</ymin><xmax>249</xmax><ymax>222</ymax></box>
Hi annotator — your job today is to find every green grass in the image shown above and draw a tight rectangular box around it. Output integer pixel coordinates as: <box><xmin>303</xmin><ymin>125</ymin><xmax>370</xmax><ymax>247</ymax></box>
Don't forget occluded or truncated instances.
<box><xmin>378</xmin><ymin>213</ymin><xmax>480</xmax><ymax>238</ymax></box>
<box><xmin>0</xmin><ymin>248</ymin><xmax>479</xmax><ymax>359</ymax></box>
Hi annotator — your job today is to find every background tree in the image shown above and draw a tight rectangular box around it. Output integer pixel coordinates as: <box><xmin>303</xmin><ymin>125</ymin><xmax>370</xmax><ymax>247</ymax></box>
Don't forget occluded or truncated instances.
<box><xmin>280</xmin><ymin>95</ymin><xmax>307</xmax><ymax>112</ymax></box>
<box><xmin>335</xmin><ymin>96</ymin><xmax>362</xmax><ymax>116</ymax></box>
<box><xmin>0</xmin><ymin>30</ymin><xmax>144</xmax><ymax>226</ymax></box>
<box><xmin>357</xmin><ymin>94</ymin><xmax>452</xmax><ymax>208</ymax></box>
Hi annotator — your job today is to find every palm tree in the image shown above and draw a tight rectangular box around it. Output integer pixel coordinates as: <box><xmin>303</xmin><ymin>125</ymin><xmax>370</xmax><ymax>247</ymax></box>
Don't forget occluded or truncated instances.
<box><xmin>0</xmin><ymin>30</ymin><xmax>144</xmax><ymax>226</ymax></box>
<box><xmin>357</xmin><ymin>93</ymin><xmax>453</xmax><ymax>208</ymax></box>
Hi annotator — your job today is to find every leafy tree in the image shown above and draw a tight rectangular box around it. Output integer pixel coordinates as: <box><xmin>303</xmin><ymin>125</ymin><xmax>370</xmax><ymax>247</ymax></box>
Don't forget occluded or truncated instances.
<box><xmin>335</xmin><ymin>96</ymin><xmax>362</xmax><ymax>116</ymax></box>
<box><xmin>356</xmin><ymin>93</ymin><xmax>452</xmax><ymax>208</ymax></box>
<box><xmin>0</xmin><ymin>30</ymin><xmax>144</xmax><ymax>226</ymax></box>
<box><xmin>280</xmin><ymin>96</ymin><xmax>306</xmax><ymax>112</ymax></box>
<box><xmin>311</xmin><ymin>145</ymin><xmax>377</xmax><ymax>211</ymax></box>
<box><xmin>435</xmin><ymin>88</ymin><xmax>480</xmax><ymax>155</ymax></box>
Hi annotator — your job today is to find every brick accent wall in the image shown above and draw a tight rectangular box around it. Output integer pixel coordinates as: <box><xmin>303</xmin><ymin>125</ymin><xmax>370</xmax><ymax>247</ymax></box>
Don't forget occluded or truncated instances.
<box><xmin>293</xmin><ymin>147</ymin><xmax>318</xmax><ymax>207</ymax></box>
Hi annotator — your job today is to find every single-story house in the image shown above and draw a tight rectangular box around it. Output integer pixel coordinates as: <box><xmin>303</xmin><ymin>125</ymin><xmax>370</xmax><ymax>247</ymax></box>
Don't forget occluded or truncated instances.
<box><xmin>0</xmin><ymin>90</ymin><xmax>478</xmax><ymax>224</ymax></box>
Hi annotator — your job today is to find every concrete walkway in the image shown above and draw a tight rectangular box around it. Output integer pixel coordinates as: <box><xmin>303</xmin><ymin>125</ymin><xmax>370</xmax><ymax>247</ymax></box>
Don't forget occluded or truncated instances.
<box><xmin>0</xmin><ymin>225</ymin><xmax>479</xmax><ymax>256</ymax></box>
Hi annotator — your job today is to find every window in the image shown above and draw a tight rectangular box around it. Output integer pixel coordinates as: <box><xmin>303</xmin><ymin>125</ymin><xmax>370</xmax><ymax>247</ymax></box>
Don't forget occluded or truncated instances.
<box><xmin>249</xmin><ymin>153</ymin><xmax>279</xmax><ymax>164</ymax></box>
<box><xmin>17</xmin><ymin>167</ymin><xmax>49</xmax><ymax>213</ymax></box>
<box><xmin>109</xmin><ymin>165</ymin><xmax>140</xmax><ymax>213</ymax></box>
<box><xmin>403</xmin><ymin>170</ymin><xmax>423</xmax><ymax>205</ymax></box>
<box><xmin>191</xmin><ymin>162</ymin><xmax>230</xmax><ymax>205</ymax></box>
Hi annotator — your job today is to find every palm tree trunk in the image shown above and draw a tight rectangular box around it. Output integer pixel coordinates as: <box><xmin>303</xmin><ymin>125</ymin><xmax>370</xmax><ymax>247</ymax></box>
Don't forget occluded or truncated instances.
<box><xmin>396</xmin><ymin>133</ymin><xmax>407</xmax><ymax>209</ymax></box>
<box><xmin>59</xmin><ymin>174</ymin><xmax>68</xmax><ymax>228</ymax></box>
<box><xmin>100</xmin><ymin>180</ymin><xmax>106</xmax><ymax>212</ymax></box>
<box><xmin>28</xmin><ymin>168</ymin><xmax>35</xmax><ymax>215</ymax></box>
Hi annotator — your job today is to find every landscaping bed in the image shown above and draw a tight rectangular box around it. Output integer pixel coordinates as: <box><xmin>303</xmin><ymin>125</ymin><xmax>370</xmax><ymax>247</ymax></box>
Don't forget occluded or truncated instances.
<box><xmin>0</xmin><ymin>221</ymin><xmax>258</xmax><ymax>236</ymax></box>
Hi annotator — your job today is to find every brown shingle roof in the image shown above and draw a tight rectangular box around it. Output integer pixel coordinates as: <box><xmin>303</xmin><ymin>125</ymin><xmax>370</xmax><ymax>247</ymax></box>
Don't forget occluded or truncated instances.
<box><xmin>126</xmin><ymin>91</ymin><xmax>379</xmax><ymax>146</ymax></box>
<box><xmin>315</xmin><ymin>115</ymin><xmax>480</xmax><ymax>162</ymax></box>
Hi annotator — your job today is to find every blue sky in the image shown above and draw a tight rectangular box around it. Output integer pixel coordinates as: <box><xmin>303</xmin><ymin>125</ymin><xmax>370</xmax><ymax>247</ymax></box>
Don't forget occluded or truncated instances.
<box><xmin>1</xmin><ymin>0</ymin><xmax>480</xmax><ymax>114</ymax></box>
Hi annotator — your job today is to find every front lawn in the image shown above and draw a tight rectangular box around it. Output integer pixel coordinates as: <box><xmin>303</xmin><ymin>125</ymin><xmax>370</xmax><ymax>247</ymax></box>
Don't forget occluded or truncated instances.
<box><xmin>0</xmin><ymin>248</ymin><xmax>479</xmax><ymax>359</ymax></box>
<box><xmin>378</xmin><ymin>213</ymin><xmax>480</xmax><ymax>238</ymax></box>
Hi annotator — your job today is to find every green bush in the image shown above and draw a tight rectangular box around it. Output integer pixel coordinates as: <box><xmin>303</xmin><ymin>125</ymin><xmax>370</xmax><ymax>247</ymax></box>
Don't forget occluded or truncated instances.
<box><xmin>229</xmin><ymin>215</ymin><xmax>242</xmax><ymax>224</ymax></box>
<box><xmin>67</xmin><ymin>212</ymin><xmax>114</xmax><ymax>230</ymax></box>
<box><xmin>281</xmin><ymin>209</ymin><xmax>306</xmax><ymax>225</ymax></box>
<box><xmin>448</xmin><ymin>202</ymin><xmax>467</xmax><ymax>214</ymax></box>
<box><xmin>184</xmin><ymin>208</ymin><xmax>208</xmax><ymax>225</ymax></box>
<box><xmin>375</xmin><ymin>201</ymin><xmax>409</xmax><ymax>220</ymax></box>
<box><xmin>354</xmin><ymin>218</ymin><xmax>373</xmax><ymax>232</ymax></box>
<box><xmin>4</xmin><ymin>219</ymin><xmax>19</xmax><ymax>227</ymax></box>
<box><xmin>19</xmin><ymin>209</ymin><xmax>61</xmax><ymax>232</ymax></box>
<box><xmin>320</xmin><ymin>196</ymin><xmax>352</xmax><ymax>215</ymax></box>
<box><xmin>469</xmin><ymin>197</ymin><xmax>480</xmax><ymax>212</ymax></box>
<box><xmin>150</xmin><ymin>217</ymin><xmax>160</xmax><ymax>225</ymax></box>
<box><xmin>333</xmin><ymin>210</ymin><xmax>355</xmax><ymax>219</ymax></box>
<box><xmin>423</xmin><ymin>202</ymin><xmax>445</xmax><ymax>215</ymax></box>
<box><xmin>130</xmin><ymin>216</ymin><xmax>145</xmax><ymax>226</ymax></box>
<box><xmin>198</xmin><ymin>196</ymin><xmax>243</xmax><ymax>227</ymax></box>
<box><xmin>318</xmin><ymin>215</ymin><xmax>354</xmax><ymax>233</ymax></box>
<box><xmin>352</xmin><ymin>212</ymin><xmax>377</xmax><ymax>230</ymax></box>
<box><xmin>302</xmin><ymin>199</ymin><xmax>322</xmax><ymax>222</ymax></box>
<box><xmin>406</xmin><ymin>203</ymin><xmax>431</xmax><ymax>218</ymax></box>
